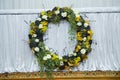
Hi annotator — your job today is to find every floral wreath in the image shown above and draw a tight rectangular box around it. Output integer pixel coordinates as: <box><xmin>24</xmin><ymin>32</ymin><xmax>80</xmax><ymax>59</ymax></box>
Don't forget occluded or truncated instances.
<box><xmin>28</xmin><ymin>7</ymin><xmax>93</xmax><ymax>72</ymax></box>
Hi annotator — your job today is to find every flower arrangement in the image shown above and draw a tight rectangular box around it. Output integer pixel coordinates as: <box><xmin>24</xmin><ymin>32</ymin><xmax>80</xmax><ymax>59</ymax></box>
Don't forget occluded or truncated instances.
<box><xmin>28</xmin><ymin>6</ymin><xmax>93</xmax><ymax>78</ymax></box>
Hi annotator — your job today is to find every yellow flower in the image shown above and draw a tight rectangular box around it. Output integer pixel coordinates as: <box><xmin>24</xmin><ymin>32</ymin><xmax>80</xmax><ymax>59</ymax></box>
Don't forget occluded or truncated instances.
<box><xmin>85</xmin><ymin>41</ymin><xmax>90</xmax><ymax>48</ymax></box>
<box><xmin>52</xmin><ymin>54</ymin><xmax>59</xmax><ymax>60</ymax></box>
<box><xmin>41</xmin><ymin>11</ymin><xmax>46</xmax><ymax>15</ymax></box>
<box><xmin>41</xmin><ymin>21</ymin><xmax>48</xmax><ymax>26</ymax></box>
<box><xmin>75</xmin><ymin>45</ymin><xmax>81</xmax><ymax>52</ymax></box>
<box><xmin>88</xmin><ymin>30</ymin><xmax>93</xmax><ymax>36</ymax></box>
<box><xmin>63</xmin><ymin>59</ymin><xmax>67</xmax><ymax>62</ymax></box>
<box><xmin>42</xmin><ymin>26</ymin><xmax>47</xmax><ymax>33</ymax></box>
<box><xmin>76</xmin><ymin>57</ymin><xmax>81</xmax><ymax>61</ymax></box>
<box><xmin>47</xmin><ymin>11</ymin><xmax>53</xmax><ymax>18</ymax></box>
<box><xmin>30</xmin><ymin>22</ymin><xmax>37</xmax><ymax>29</ymax></box>
<box><xmin>77</xmin><ymin>32</ymin><xmax>83</xmax><ymax>41</ymax></box>
<box><xmin>29</xmin><ymin>30</ymin><xmax>35</xmax><ymax>35</ymax></box>
<box><xmin>87</xmin><ymin>36</ymin><xmax>92</xmax><ymax>40</ymax></box>
<box><xmin>85</xmin><ymin>20</ymin><xmax>90</xmax><ymax>25</ymax></box>
<box><xmin>73</xmin><ymin>57</ymin><xmax>81</xmax><ymax>66</ymax></box>
<box><xmin>75</xmin><ymin>16</ymin><xmax>81</xmax><ymax>21</ymax></box>
<box><xmin>77</xmin><ymin>36</ymin><xmax>83</xmax><ymax>41</ymax></box>
<box><xmin>77</xmin><ymin>32</ymin><xmax>81</xmax><ymax>36</ymax></box>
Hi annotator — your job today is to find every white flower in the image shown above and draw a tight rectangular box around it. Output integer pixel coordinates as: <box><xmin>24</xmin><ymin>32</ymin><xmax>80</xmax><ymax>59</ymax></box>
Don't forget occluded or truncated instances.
<box><xmin>43</xmin><ymin>56</ymin><xmax>47</xmax><ymax>60</ymax></box>
<box><xmin>39</xmin><ymin>24</ymin><xmax>43</xmax><ymax>29</ymax></box>
<box><xmin>60</xmin><ymin>61</ymin><xmax>64</xmax><ymax>66</ymax></box>
<box><xmin>73</xmin><ymin>53</ymin><xmax>77</xmax><ymax>56</ymax></box>
<box><xmin>84</xmin><ymin>23</ymin><xmax>89</xmax><ymax>27</ymax></box>
<box><xmin>46</xmin><ymin>54</ymin><xmax>51</xmax><ymax>59</ymax></box>
<box><xmin>50</xmin><ymin>52</ymin><xmax>54</xmax><ymax>55</ymax></box>
<box><xmin>32</xmin><ymin>34</ymin><xmax>37</xmax><ymax>37</ymax></box>
<box><xmin>68</xmin><ymin>52</ymin><xmax>73</xmax><ymax>57</ymax></box>
<box><xmin>42</xmin><ymin>15</ymin><xmax>47</xmax><ymax>20</ymax></box>
<box><xmin>83</xmin><ymin>37</ymin><xmax>87</xmax><ymax>41</ymax></box>
<box><xmin>77</xmin><ymin>22</ymin><xmax>82</xmax><ymax>26</ymax></box>
<box><xmin>36</xmin><ymin>18</ymin><xmax>41</xmax><ymax>21</ymax></box>
<box><xmin>76</xmin><ymin>14</ymin><xmax>80</xmax><ymax>17</ymax></box>
<box><xmin>55</xmin><ymin>10</ymin><xmax>60</xmax><ymax>14</ymax></box>
<box><xmin>61</xmin><ymin>12</ymin><xmax>67</xmax><ymax>17</ymax></box>
<box><xmin>80</xmin><ymin>49</ymin><xmax>86</xmax><ymax>54</ymax></box>
<box><xmin>59</xmin><ymin>56</ymin><xmax>62</xmax><ymax>60</ymax></box>
<box><xmin>34</xmin><ymin>47</ymin><xmax>39</xmax><ymax>52</ymax></box>
<box><xmin>35</xmin><ymin>39</ymin><xmax>39</xmax><ymax>42</ymax></box>
<box><xmin>74</xmin><ymin>11</ymin><xmax>80</xmax><ymax>15</ymax></box>
<box><xmin>45</xmin><ymin>46</ymin><xmax>49</xmax><ymax>50</ymax></box>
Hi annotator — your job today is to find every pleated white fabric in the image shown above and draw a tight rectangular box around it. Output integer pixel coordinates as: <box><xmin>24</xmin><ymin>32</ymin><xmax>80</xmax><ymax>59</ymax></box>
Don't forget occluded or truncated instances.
<box><xmin>0</xmin><ymin>8</ymin><xmax>120</xmax><ymax>73</ymax></box>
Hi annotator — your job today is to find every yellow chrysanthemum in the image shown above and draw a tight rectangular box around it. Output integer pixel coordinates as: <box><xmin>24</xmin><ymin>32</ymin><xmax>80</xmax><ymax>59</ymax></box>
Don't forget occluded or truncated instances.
<box><xmin>75</xmin><ymin>45</ymin><xmax>81</xmax><ymax>52</ymax></box>
<box><xmin>87</xmin><ymin>36</ymin><xmax>92</xmax><ymax>40</ymax></box>
<box><xmin>52</xmin><ymin>54</ymin><xmax>59</xmax><ymax>60</ymax></box>
<box><xmin>29</xmin><ymin>30</ymin><xmax>35</xmax><ymax>35</ymax></box>
<box><xmin>41</xmin><ymin>21</ymin><xmax>48</xmax><ymax>26</ymax></box>
<box><xmin>75</xmin><ymin>16</ymin><xmax>81</xmax><ymax>21</ymax></box>
<box><xmin>76</xmin><ymin>57</ymin><xmax>81</xmax><ymax>61</ymax></box>
<box><xmin>73</xmin><ymin>57</ymin><xmax>81</xmax><ymax>66</ymax></box>
<box><xmin>85</xmin><ymin>41</ymin><xmax>90</xmax><ymax>48</ymax></box>
<box><xmin>77</xmin><ymin>36</ymin><xmax>83</xmax><ymax>41</ymax></box>
<box><xmin>85</xmin><ymin>20</ymin><xmax>90</xmax><ymax>25</ymax></box>
<box><xmin>47</xmin><ymin>11</ymin><xmax>53</xmax><ymax>18</ymax></box>
<box><xmin>30</xmin><ymin>22</ymin><xmax>37</xmax><ymax>29</ymax></box>
<box><xmin>77</xmin><ymin>32</ymin><xmax>83</xmax><ymax>41</ymax></box>
<box><xmin>41</xmin><ymin>11</ymin><xmax>46</xmax><ymax>15</ymax></box>
<box><xmin>42</xmin><ymin>26</ymin><xmax>47</xmax><ymax>33</ymax></box>
<box><xmin>77</xmin><ymin>32</ymin><xmax>81</xmax><ymax>36</ymax></box>
<box><xmin>88</xmin><ymin>30</ymin><xmax>93</xmax><ymax>36</ymax></box>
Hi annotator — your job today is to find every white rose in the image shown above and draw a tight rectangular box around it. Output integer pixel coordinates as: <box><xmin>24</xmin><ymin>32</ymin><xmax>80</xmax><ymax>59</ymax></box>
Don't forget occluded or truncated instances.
<box><xmin>83</xmin><ymin>37</ymin><xmax>87</xmax><ymax>41</ymax></box>
<box><xmin>61</xmin><ymin>12</ymin><xmax>67</xmax><ymax>17</ymax></box>
<box><xmin>80</xmin><ymin>49</ymin><xmax>86</xmax><ymax>54</ymax></box>
<box><xmin>68</xmin><ymin>52</ymin><xmax>73</xmax><ymax>57</ymax></box>
<box><xmin>77</xmin><ymin>22</ymin><xmax>82</xmax><ymax>26</ymax></box>
<box><xmin>60</xmin><ymin>61</ymin><xmax>64</xmax><ymax>66</ymax></box>
<box><xmin>45</xmin><ymin>46</ymin><xmax>49</xmax><ymax>50</ymax></box>
<box><xmin>34</xmin><ymin>47</ymin><xmax>39</xmax><ymax>52</ymax></box>
<box><xmin>76</xmin><ymin>14</ymin><xmax>80</xmax><ymax>17</ymax></box>
<box><xmin>73</xmin><ymin>53</ymin><xmax>77</xmax><ymax>56</ymax></box>
<box><xmin>59</xmin><ymin>56</ymin><xmax>62</xmax><ymax>60</ymax></box>
<box><xmin>74</xmin><ymin>10</ymin><xmax>80</xmax><ymax>14</ymax></box>
<box><xmin>35</xmin><ymin>39</ymin><xmax>39</xmax><ymax>42</ymax></box>
<box><xmin>46</xmin><ymin>54</ymin><xmax>51</xmax><ymax>59</ymax></box>
<box><xmin>55</xmin><ymin>10</ymin><xmax>60</xmax><ymax>14</ymax></box>
<box><xmin>50</xmin><ymin>52</ymin><xmax>54</xmax><ymax>55</ymax></box>
<box><xmin>42</xmin><ymin>15</ymin><xmax>47</xmax><ymax>20</ymax></box>
<box><xmin>43</xmin><ymin>56</ymin><xmax>47</xmax><ymax>60</ymax></box>
<box><xmin>32</xmin><ymin>34</ymin><xmax>37</xmax><ymax>37</ymax></box>
<box><xmin>84</xmin><ymin>23</ymin><xmax>89</xmax><ymax>27</ymax></box>
<box><xmin>39</xmin><ymin>24</ymin><xmax>43</xmax><ymax>29</ymax></box>
<box><xmin>36</xmin><ymin>18</ymin><xmax>41</xmax><ymax>21</ymax></box>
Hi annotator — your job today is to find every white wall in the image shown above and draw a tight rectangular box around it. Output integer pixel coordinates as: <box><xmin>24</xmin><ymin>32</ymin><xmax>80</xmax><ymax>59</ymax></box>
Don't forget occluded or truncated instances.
<box><xmin>0</xmin><ymin>0</ymin><xmax>120</xmax><ymax>10</ymax></box>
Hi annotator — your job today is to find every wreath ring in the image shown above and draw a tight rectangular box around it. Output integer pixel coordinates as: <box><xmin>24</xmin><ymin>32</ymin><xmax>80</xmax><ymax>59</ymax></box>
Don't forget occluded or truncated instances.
<box><xmin>28</xmin><ymin>7</ymin><xmax>93</xmax><ymax>71</ymax></box>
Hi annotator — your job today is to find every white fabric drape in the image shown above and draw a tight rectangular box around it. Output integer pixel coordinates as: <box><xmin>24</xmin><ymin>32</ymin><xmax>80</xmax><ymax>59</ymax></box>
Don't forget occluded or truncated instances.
<box><xmin>0</xmin><ymin>8</ymin><xmax>120</xmax><ymax>73</ymax></box>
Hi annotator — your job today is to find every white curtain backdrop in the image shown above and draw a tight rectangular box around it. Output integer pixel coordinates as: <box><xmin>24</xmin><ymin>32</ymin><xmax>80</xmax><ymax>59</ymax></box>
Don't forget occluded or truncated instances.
<box><xmin>0</xmin><ymin>7</ymin><xmax>120</xmax><ymax>73</ymax></box>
